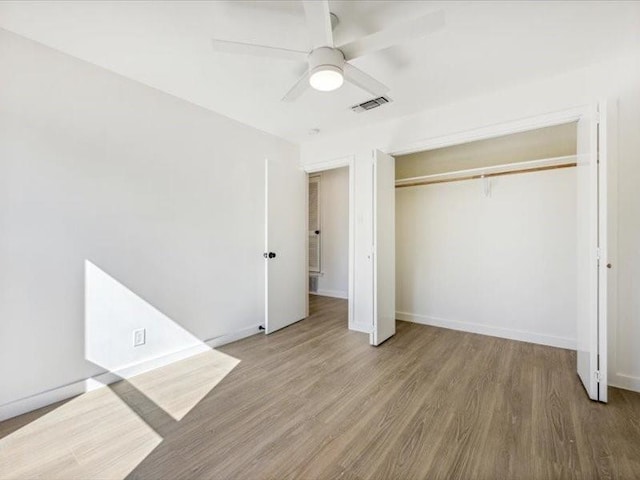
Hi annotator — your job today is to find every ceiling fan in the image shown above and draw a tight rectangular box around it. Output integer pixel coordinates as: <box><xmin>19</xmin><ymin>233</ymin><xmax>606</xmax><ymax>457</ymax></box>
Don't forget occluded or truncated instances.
<box><xmin>211</xmin><ymin>1</ymin><xmax>445</xmax><ymax>102</ymax></box>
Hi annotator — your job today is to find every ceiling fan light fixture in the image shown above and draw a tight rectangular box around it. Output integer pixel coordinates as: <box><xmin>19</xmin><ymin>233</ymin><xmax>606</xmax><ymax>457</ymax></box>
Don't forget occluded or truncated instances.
<box><xmin>309</xmin><ymin>65</ymin><xmax>344</xmax><ymax>92</ymax></box>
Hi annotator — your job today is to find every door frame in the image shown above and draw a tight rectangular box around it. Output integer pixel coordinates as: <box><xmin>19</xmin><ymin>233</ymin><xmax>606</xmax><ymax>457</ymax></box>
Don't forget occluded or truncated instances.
<box><xmin>389</xmin><ymin>106</ymin><xmax>589</xmax><ymax>156</ymax></box>
<box><xmin>387</xmin><ymin>103</ymin><xmax>615</xmax><ymax>402</ymax></box>
<box><xmin>304</xmin><ymin>156</ymin><xmax>356</xmax><ymax>330</ymax></box>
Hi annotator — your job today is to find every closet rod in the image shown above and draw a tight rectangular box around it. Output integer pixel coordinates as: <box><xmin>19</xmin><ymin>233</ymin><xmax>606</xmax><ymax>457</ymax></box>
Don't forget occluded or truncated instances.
<box><xmin>395</xmin><ymin>162</ymin><xmax>576</xmax><ymax>188</ymax></box>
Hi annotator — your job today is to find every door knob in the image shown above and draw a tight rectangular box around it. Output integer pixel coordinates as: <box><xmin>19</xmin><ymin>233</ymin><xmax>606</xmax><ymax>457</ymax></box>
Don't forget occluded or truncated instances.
<box><xmin>315</xmin><ymin>230</ymin><xmax>320</xmax><ymax>235</ymax></box>
<box><xmin>264</xmin><ymin>252</ymin><xmax>276</xmax><ymax>259</ymax></box>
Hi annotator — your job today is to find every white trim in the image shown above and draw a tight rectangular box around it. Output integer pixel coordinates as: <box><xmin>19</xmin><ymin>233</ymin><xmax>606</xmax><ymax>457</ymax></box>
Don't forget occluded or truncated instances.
<box><xmin>396</xmin><ymin>311</ymin><xmax>576</xmax><ymax>350</ymax></box>
<box><xmin>206</xmin><ymin>324</ymin><xmax>262</xmax><ymax>349</ymax></box>
<box><xmin>0</xmin><ymin>324</ymin><xmax>261</xmax><ymax>422</ymax></box>
<box><xmin>609</xmin><ymin>373</ymin><xmax>640</xmax><ymax>393</ymax></box>
<box><xmin>389</xmin><ymin>106</ymin><xmax>586</xmax><ymax>156</ymax></box>
<box><xmin>604</xmin><ymin>98</ymin><xmax>619</xmax><ymax>400</ymax></box>
<box><xmin>597</xmin><ymin>99</ymin><xmax>608</xmax><ymax>402</ymax></box>
<box><xmin>310</xmin><ymin>289</ymin><xmax>348</xmax><ymax>300</ymax></box>
<box><xmin>304</xmin><ymin>156</ymin><xmax>352</xmax><ymax>173</ymax></box>
<box><xmin>304</xmin><ymin>155</ymin><xmax>356</xmax><ymax>332</ymax></box>
<box><xmin>347</xmin><ymin>156</ymin><xmax>355</xmax><ymax>331</ymax></box>
<box><xmin>0</xmin><ymin>379</ymin><xmax>94</xmax><ymax>424</ymax></box>
<box><xmin>371</xmin><ymin>151</ymin><xmax>378</xmax><ymax>346</ymax></box>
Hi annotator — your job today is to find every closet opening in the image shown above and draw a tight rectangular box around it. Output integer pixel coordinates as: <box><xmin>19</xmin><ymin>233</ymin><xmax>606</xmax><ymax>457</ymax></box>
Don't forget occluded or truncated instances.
<box><xmin>395</xmin><ymin>122</ymin><xmax>585</xmax><ymax>370</ymax></box>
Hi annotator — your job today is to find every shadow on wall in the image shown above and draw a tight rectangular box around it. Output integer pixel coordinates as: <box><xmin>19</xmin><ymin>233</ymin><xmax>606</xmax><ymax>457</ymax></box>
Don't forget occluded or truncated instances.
<box><xmin>0</xmin><ymin>261</ymin><xmax>240</xmax><ymax>479</ymax></box>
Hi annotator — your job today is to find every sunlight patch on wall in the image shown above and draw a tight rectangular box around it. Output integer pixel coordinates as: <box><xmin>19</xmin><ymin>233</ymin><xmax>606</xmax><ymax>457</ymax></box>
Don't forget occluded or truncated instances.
<box><xmin>84</xmin><ymin>260</ymin><xmax>240</xmax><ymax>420</ymax></box>
<box><xmin>85</xmin><ymin>260</ymin><xmax>208</xmax><ymax>374</ymax></box>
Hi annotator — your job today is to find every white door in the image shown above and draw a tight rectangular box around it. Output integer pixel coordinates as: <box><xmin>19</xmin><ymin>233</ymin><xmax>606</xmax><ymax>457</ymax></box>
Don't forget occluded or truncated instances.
<box><xmin>371</xmin><ymin>150</ymin><xmax>396</xmax><ymax>346</ymax></box>
<box><xmin>576</xmin><ymin>105</ymin><xmax>607</xmax><ymax>401</ymax></box>
<box><xmin>265</xmin><ymin>157</ymin><xmax>307</xmax><ymax>334</ymax></box>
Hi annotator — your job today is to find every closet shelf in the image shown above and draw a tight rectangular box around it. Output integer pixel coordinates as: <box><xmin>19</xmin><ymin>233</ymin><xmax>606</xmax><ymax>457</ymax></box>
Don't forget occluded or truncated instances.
<box><xmin>395</xmin><ymin>155</ymin><xmax>577</xmax><ymax>188</ymax></box>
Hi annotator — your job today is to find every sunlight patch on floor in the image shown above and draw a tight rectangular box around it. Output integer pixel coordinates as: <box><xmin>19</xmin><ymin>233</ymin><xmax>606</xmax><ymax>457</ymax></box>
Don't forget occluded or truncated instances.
<box><xmin>0</xmin><ymin>349</ymin><xmax>240</xmax><ymax>479</ymax></box>
<box><xmin>0</xmin><ymin>387</ymin><xmax>161</xmax><ymax>480</ymax></box>
<box><xmin>125</xmin><ymin>349</ymin><xmax>240</xmax><ymax>421</ymax></box>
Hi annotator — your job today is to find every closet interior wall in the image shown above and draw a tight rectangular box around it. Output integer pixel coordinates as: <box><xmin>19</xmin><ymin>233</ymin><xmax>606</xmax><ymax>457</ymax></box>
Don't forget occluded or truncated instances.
<box><xmin>395</xmin><ymin>123</ymin><xmax>579</xmax><ymax>349</ymax></box>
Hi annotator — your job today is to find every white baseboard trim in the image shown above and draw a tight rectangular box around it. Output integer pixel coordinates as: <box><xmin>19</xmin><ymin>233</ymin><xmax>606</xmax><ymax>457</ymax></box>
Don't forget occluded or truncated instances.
<box><xmin>0</xmin><ymin>379</ymin><xmax>94</xmax><ymax>424</ymax></box>
<box><xmin>609</xmin><ymin>373</ymin><xmax>640</xmax><ymax>393</ymax></box>
<box><xmin>310</xmin><ymin>289</ymin><xmax>348</xmax><ymax>300</ymax></box>
<box><xmin>0</xmin><ymin>324</ymin><xmax>261</xmax><ymax>422</ymax></box>
<box><xmin>206</xmin><ymin>324</ymin><xmax>262</xmax><ymax>348</ymax></box>
<box><xmin>396</xmin><ymin>311</ymin><xmax>576</xmax><ymax>350</ymax></box>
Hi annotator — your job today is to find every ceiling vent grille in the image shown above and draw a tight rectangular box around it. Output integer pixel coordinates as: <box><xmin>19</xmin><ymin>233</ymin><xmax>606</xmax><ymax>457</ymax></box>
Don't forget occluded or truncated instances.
<box><xmin>351</xmin><ymin>96</ymin><xmax>392</xmax><ymax>113</ymax></box>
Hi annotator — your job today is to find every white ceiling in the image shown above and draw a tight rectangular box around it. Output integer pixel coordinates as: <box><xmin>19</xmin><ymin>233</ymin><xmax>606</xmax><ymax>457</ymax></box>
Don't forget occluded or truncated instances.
<box><xmin>0</xmin><ymin>1</ymin><xmax>639</xmax><ymax>143</ymax></box>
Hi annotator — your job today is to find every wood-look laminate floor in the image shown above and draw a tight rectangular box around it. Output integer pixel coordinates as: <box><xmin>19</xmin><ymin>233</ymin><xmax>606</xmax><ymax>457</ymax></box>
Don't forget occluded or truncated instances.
<box><xmin>1</xmin><ymin>295</ymin><xmax>640</xmax><ymax>479</ymax></box>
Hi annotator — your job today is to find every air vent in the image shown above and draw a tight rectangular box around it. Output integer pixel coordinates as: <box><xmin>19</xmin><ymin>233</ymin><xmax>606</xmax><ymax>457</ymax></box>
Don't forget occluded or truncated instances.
<box><xmin>351</xmin><ymin>96</ymin><xmax>392</xmax><ymax>113</ymax></box>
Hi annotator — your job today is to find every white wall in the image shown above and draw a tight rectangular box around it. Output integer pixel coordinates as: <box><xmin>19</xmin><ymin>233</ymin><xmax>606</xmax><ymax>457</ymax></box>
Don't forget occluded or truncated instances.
<box><xmin>0</xmin><ymin>29</ymin><xmax>298</xmax><ymax>408</ymax></box>
<box><xmin>314</xmin><ymin>167</ymin><xmax>349</xmax><ymax>299</ymax></box>
<box><xmin>301</xmin><ymin>51</ymin><xmax>640</xmax><ymax>392</ymax></box>
<box><xmin>396</xmin><ymin>168</ymin><xmax>577</xmax><ymax>348</ymax></box>
<box><xmin>84</xmin><ymin>260</ymin><xmax>209</xmax><ymax>375</ymax></box>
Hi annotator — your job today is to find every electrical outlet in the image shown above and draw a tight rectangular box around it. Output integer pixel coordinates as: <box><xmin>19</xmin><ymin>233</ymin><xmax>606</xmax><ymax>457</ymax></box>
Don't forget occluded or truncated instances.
<box><xmin>133</xmin><ymin>328</ymin><xmax>146</xmax><ymax>347</ymax></box>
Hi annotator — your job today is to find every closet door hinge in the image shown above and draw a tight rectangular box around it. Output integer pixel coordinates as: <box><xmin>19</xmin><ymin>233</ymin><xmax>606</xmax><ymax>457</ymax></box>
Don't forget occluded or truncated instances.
<box><xmin>595</xmin><ymin>370</ymin><xmax>602</xmax><ymax>382</ymax></box>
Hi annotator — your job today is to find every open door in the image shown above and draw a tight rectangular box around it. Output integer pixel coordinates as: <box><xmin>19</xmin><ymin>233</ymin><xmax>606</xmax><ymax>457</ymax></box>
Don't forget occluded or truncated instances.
<box><xmin>576</xmin><ymin>104</ymin><xmax>607</xmax><ymax>401</ymax></box>
<box><xmin>264</xmin><ymin>157</ymin><xmax>307</xmax><ymax>334</ymax></box>
<box><xmin>371</xmin><ymin>150</ymin><xmax>396</xmax><ymax>346</ymax></box>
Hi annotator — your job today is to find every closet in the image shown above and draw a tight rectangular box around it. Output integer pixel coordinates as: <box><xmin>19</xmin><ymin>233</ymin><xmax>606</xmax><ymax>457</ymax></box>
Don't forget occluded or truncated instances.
<box><xmin>395</xmin><ymin>123</ymin><xmax>578</xmax><ymax>349</ymax></box>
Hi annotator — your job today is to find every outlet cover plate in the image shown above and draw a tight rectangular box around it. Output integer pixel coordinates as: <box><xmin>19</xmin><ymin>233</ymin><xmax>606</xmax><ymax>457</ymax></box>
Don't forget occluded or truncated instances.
<box><xmin>133</xmin><ymin>328</ymin><xmax>146</xmax><ymax>347</ymax></box>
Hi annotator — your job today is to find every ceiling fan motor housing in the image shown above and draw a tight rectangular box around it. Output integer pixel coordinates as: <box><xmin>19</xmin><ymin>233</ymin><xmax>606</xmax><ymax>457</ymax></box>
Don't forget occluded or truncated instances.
<box><xmin>308</xmin><ymin>46</ymin><xmax>345</xmax><ymax>74</ymax></box>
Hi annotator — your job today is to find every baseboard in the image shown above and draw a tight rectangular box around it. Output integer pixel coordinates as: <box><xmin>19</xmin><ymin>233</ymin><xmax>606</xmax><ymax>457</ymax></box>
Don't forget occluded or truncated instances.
<box><xmin>609</xmin><ymin>373</ymin><xmax>640</xmax><ymax>393</ymax></box>
<box><xmin>396</xmin><ymin>311</ymin><xmax>576</xmax><ymax>350</ymax></box>
<box><xmin>310</xmin><ymin>289</ymin><xmax>348</xmax><ymax>300</ymax></box>
<box><xmin>0</xmin><ymin>324</ymin><xmax>261</xmax><ymax>422</ymax></box>
<box><xmin>206</xmin><ymin>324</ymin><xmax>262</xmax><ymax>348</ymax></box>
<box><xmin>0</xmin><ymin>379</ymin><xmax>95</xmax><ymax>423</ymax></box>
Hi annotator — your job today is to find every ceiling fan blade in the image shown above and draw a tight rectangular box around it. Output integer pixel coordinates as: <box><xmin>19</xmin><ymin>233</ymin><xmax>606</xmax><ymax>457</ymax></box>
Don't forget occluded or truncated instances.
<box><xmin>343</xmin><ymin>63</ymin><xmax>389</xmax><ymax>97</ymax></box>
<box><xmin>338</xmin><ymin>10</ymin><xmax>445</xmax><ymax>61</ymax></box>
<box><xmin>302</xmin><ymin>0</ymin><xmax>334</xmax><ymax>48</ymax></box>
<box><xmin>281</xmin><ymin>71</ymin><xmax>311</xmax><ymax>102</ymax></box>
<box><xmin>212</xmin><ymin>38</ymin><xmax>307</xmax><ymax>62</ymax></box>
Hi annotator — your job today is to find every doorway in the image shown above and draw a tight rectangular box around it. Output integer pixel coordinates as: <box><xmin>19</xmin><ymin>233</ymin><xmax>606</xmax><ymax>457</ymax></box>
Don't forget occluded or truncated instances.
<box><xmin>307</xmin><ymin>166</ymin><xmax>350</xmax><ymax>323</ymax></box>
<box><xmin>304</xmin><ymin>158</ymin><xmax>356</xmax><ymax>329</ymax></box>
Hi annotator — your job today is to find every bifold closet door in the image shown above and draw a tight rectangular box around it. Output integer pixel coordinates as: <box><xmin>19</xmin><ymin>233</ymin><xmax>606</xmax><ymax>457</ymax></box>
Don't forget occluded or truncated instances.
<box><xmin>371</xmin><ymin>150</ymin><xmax>396</xmax><ymax>346</ymax></box>
<box><xmin>576</xmin><ymin>104</ymin><xmax>608</xmax><ymax>402</ymax></box>
<box><xmin>264</xmin><ymin>157</ymin><xmax>307</xmax><ymax>334</ymax></box>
